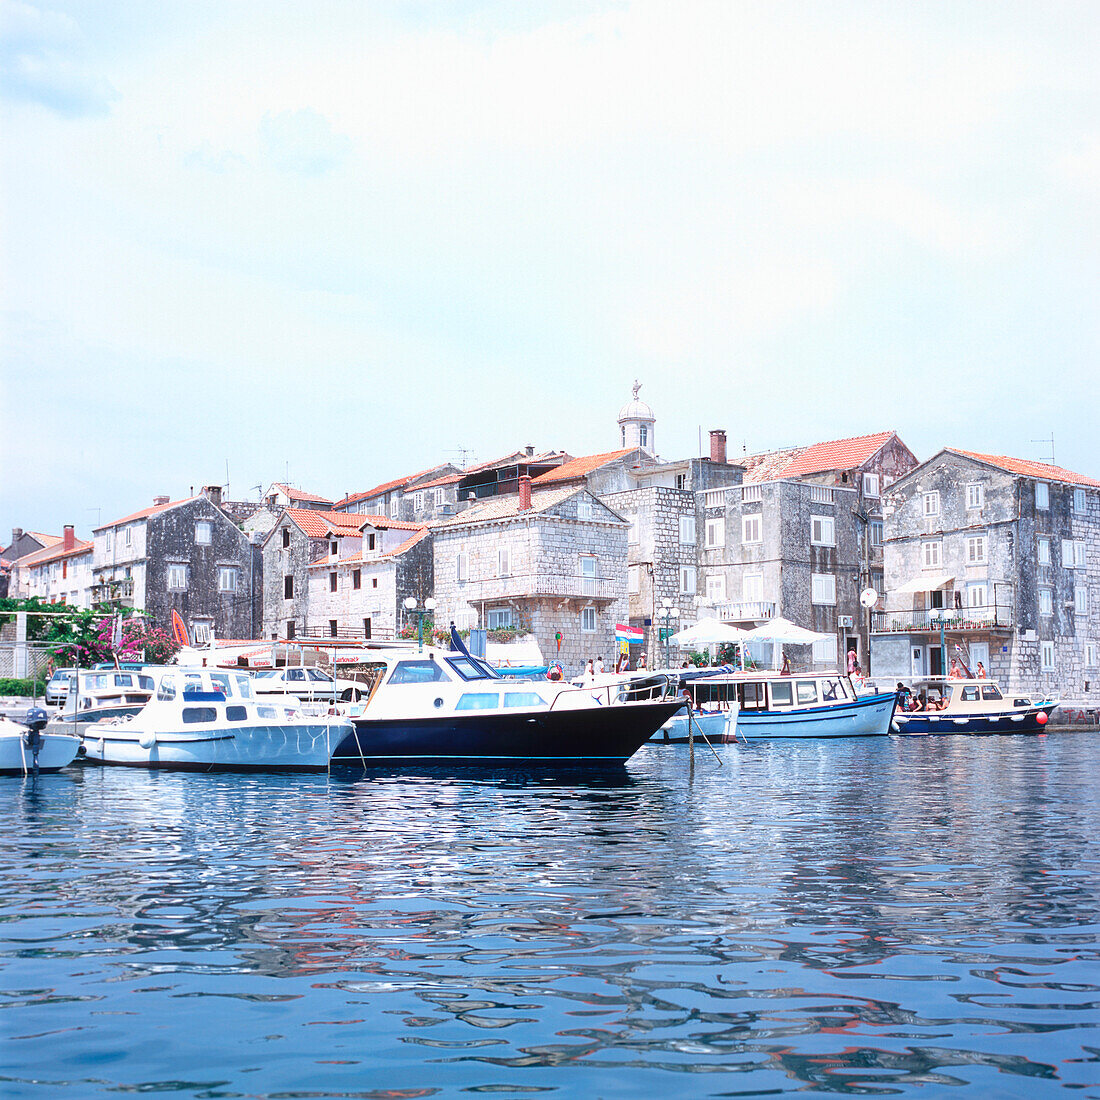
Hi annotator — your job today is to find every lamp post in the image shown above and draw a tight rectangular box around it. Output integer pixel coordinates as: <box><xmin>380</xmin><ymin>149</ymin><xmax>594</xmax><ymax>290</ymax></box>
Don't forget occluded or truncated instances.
<box><xmin>658</xmin><ymin>599</ymin><xmax>679</xmax><ymax>669</ymax></box>
<box><xmin>403</xmin><ymin>596</ymin><xmax>437</xmax><ymax>652</ymax></box>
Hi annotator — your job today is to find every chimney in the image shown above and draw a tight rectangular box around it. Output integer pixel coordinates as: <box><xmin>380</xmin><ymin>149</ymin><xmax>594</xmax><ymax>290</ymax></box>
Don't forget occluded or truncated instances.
<box><xmin>12</xmin><ymin>527</ymin><xmax>22</xmax><ymax>544</ymax></box>
<box><xmin>202</xmin><ymin>485</ymin><xmax>223</xmax><ymax>506</ymax></box>
<box><xmin>525</xmin><ymin>444</ymin><xmax>534</xmax><ymax>457</ymax></box>
<box><xmin>518</xmin><ymin>474</ymin><xmax>532</xmax><ymax>512</ymax></box>
<box><xmin>153</xmin><ymin>495</ymin><xmax>170</xmax><ymax>506</ymax></box>
<box><xmin>709</xmin><ymin>429</ymin><xmax>727</xmax><ymax>465</ymax></box>
<box><xmin>63</xmin><ymin>525</ymin><xmax>75</xmax><ymax>551</ymax></box>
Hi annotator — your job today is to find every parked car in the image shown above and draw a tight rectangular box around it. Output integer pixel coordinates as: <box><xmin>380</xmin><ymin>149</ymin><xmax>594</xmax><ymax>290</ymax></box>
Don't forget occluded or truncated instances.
<box><xmin>252</xmin><ymin>666</ymin><xmax>364</xmax><ymax>704</ymax></box>
<box><xmin>45</xmin><ymin>668</ymin><xmax>78</xmax><ymax>707</ymax></box>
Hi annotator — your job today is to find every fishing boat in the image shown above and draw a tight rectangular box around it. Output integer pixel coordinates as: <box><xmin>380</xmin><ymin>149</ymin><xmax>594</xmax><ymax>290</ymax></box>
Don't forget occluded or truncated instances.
<box><xmin>653</xmin><ymin>669</ymin><xmax>896</xmax><ymax>740</ymax></box>
<box><xmin>82</xmin><ymin>668</ymin><xmax>351</xmax><ymax>771</ymax></box>
<box><xmin>892</xmin><ymin>678</ymin><xmax>1058</xmax><ymax>735</ymax></box>
<box><xmin>334</xmin><ymin>635</ymin><xmax>682</xmax><ymax>764</ymax></box>
<box><xmin>58</xmin><ymin>669</ymin><xmax>156</xmax><ymax>725</ymax></box>
<box><xmin>0</xmin><ymin>708</ymin><xmax>81</xmax><ymax>775</ymax></box>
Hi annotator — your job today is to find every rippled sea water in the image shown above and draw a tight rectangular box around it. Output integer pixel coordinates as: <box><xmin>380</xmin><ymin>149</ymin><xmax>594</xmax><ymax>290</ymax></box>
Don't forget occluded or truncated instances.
<box><xmin>3</xmin><ymin>734</ymin><xmax>1100</xmax><ymax>1099</ymax></box>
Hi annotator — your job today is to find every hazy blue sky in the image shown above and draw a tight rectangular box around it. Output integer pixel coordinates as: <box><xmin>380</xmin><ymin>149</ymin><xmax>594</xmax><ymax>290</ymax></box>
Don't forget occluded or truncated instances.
<box><xmin>2</xmin><ymin>0</ymin><xmax>1097</xmax><ymax>536</ymax></box>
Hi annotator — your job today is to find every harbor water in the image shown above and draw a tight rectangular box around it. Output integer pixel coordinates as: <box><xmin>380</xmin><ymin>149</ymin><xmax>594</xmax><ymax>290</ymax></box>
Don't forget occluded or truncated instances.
<box><xmin>3</xmin><ymin>734</ymin><xmax>1099</xmax><ymax>1098</ymax></box>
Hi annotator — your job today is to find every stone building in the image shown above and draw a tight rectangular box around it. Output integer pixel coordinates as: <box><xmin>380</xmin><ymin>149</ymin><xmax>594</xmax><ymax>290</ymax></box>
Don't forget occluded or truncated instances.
<box><xmin>12</xmin><ymin>526</ymin><xmax>94</xmax><ymax>607</ymax></box>
<box><xmin>263</xmin><ymin>483</ymin><xmax>334</xmax><ymax>512</ymax></box>
<box><xmin>873</xmin><ymin>449</ymin><xmax>1100</xmax><ymax>700</ymax></box>
<box><xmin>302</xmin><ymin>522</ymin><xmax>432</xmax><ymax>642</ymax></box>
<box><xmin>334</xmin><ymin>463</ymin><xmax>462</xmax><ymax>525</ymax></box>
<box><xmin>432</xmin><ymin>477</ymin><xmax>629</xmax><ymax>674</ymax></box>
<box><xmin>92</xmin><ymin>489</ymin><xmax>261</xmax><ymax>640</ymax></box>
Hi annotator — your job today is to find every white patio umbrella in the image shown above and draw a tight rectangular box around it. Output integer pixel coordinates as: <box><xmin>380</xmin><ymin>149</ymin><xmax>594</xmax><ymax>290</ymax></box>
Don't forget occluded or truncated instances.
<box><xmin>671</xmin><ymin>619</ymin><xmax>751</xmax><ymax>646</ymax></box>
<box><xmin>743</xmin><ymin>617</ymin><xmax>831</xmax><ymax>670</ymax></box>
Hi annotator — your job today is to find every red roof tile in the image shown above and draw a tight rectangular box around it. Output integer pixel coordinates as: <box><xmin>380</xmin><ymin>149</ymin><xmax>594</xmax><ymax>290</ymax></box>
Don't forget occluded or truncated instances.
<box><xmin>335</xmin><ymin>464</ymin><xmax>459</xmax><ymax>508</ymax></box>
<box><xmin>270</xmin><ymin>483</ymin><xmax>333</xmax><ymax>505</ymax></box>
<box><xmin>742</xmin><ymin>432</ymin><xmax>896</xmax><ymax>483</ymax></box>
<box><xmin>462</xmin><ymin>449</ymin><xmax>568</xmax><ymax>474</ymax></box>
<box><xmin>354</xmin><ymin>514</ymin><xmax>424</xmax><ymax>532</ymax></box>
<box><xmin>950</xmin><ymin>450</ymin><xmax>1100</xmax><ymax>489</ymax></box>
<box><xmin>413</xmin><ymin>472</ymin><xmax>462</xmax><ymax>490</ymax></box>
<box><xmin>284</xmin><ymin>509</ymin><xmax>366</xmax><ymax>539</ymax></box>
<box><xmin>531</xmin><ymin>448</ymin><xmax>637</xmax><ymax>485</ymax></box>
<box><xmin>18</xmin><ymin>539</ymin><xmax>94</xmax><ymax>567</ymax></box>
<box><xmin>308</xmin><ymin>526</ymin><xmax>429</xmax><ymax>566</ymax></box>
<box><xmin>95</xmin><ymin>496</ymin><xmax>198</xmax><ymax>531</ymax></box>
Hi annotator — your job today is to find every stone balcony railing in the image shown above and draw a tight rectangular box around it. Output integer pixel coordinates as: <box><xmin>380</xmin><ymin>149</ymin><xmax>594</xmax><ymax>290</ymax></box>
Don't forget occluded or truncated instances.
<box><xmin>710</xmin><ymin>600</ymin><xmax>777</xmax><ymax>622</ymax></box>
<box><xmin>871</xmin><ymin>605</ymin><xmax>1014</xmax><ymax>633</ymax></box>
<box><xmin>459</xmin><ymin>573</ymin><xmax>618</xmax><ymax>603</ymax></box>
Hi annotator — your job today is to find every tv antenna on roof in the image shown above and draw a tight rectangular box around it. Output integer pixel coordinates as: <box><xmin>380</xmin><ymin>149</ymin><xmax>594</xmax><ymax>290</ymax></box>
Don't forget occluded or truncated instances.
<box><xmin>446</xmin><ymin>446</ymin><xmax>475</xmax><ymax>468</ymax></box>
<box><xmin>1030</xmin><ymin>433</ymin><xmax>1055</xmax><ymax>465</ymax></box>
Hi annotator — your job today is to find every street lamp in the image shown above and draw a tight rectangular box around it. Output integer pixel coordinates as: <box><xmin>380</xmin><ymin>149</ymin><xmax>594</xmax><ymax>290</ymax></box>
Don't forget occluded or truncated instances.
<box><xmin>658</xmin><ymin>599</ymin><xmax>680</xmax><ymax>669</ymax></box>
<box><xmin>403</xmin><ymin>596</ymin><xmax>437</xmax><ymax>651</ymax></box>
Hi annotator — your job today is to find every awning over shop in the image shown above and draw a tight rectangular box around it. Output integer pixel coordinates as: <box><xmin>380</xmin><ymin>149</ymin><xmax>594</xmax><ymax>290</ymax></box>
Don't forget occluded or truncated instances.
<box><xmin>893</xmin><ymin>573</ymin><xmax>955</xmax><ymax>595</ymax></box>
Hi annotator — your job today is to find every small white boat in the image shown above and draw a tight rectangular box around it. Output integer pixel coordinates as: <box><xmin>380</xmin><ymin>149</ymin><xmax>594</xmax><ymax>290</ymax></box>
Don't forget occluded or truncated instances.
<box><xmin>82</xmin><ymin>668</ymin><xmax>351</xmax><ymax>771</ymax></box>
<box><xmin>59</xmin><ymin>669</ymin><xmax>156</xmax><ymax>724</ymax></box>
<box><xmin>892</xmin><ymin>678</ymin><xmax>1058</xmax><ymax>735</ymax></box>
<box><xmin>0</xmin><ymin>709</ymin><xmax>81</xmax><ymax>775</ymax></box>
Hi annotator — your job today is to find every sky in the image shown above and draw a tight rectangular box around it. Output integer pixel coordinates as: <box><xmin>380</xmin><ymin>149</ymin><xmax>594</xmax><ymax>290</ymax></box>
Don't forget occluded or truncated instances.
<box><xmin>2</xmin><ymin>0</ymin><xmax>1098</xmax><ymax>537</ymax></box>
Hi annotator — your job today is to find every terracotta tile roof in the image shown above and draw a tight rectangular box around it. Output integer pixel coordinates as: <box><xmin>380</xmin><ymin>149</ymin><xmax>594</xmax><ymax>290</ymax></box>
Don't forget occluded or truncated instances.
<box><xmin>462</xmin><ymin>449</ymin><xmax>568</xmax><ymax>474</ymax></box>
<box><xmin>531</xmin><ymin>448</ymin><xmax>637</xmax><ymax>485</ymax></box>
<box><xmin>285</xmin><ymin>509</ymin><xmax>366</xmax><ymax>539</ymax></box>
<box><xmin>336</xmin><ymin>464</ymin><xmax>458</xmax><ymax>508</ymax></box>
<box><xmin>18</xmin><ymin>539</ymin><xmax>94</xmax><ymax>567</ymax></box>
<box><xmin>413</xmin><ymin>472</ymin><xmax>463</xmax><ymax>490</ymax></box>
<box><xmin>26</xmin><ymin>531</ymin><xmax>63</xmax><ymax>546</ymax></box>
<box><xmin>354</xmin><ymin>514</ymin><xmax>425</xmax><ymax>532</ymax></box>
<box><xmin>742</xmin><ymin>432</ymin><xmax>896</xmax><ymax>483</ymax></box>
<box><xmin>271</xmin><ymin>482</ymin><xmax>333</xmax><ymax>505</ymax></box>
<box><xmin>950</xmin><ymin>450</ymin><xmax>1100</xmax><ymax>489</ymax></box>
<box><xmin>95</xmin><ymin>496</ymin><xmax>198</xmax><ymax>531</ymax></box>
<box><xmin>308</xmin><ymin>526</ymin><xmax>429</xmax><ymax>566</ymax></box>
<box><xmin>434</xmin><ymin>485</ymin><xmax>589</xmax><ymax>527</ymax></box>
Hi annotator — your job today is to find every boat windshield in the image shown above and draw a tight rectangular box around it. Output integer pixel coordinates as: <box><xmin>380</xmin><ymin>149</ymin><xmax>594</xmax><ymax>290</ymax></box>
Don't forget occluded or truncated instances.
<box><xmin>389</xmin><ymin>660</ymin><xmax>451</xmax><ymax>684</ymax></box>
<box><xmin>446</xmin><ymin>656</ymin><xmax>500</xmax><ymax>682</ymax></box>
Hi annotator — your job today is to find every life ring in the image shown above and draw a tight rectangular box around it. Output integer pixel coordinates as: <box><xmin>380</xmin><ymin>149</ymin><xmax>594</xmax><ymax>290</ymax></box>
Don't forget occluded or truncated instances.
<box><xmin>547</xmin><ymin>664</ymin><xmax>564</xmax><ymax>682</ymax></box>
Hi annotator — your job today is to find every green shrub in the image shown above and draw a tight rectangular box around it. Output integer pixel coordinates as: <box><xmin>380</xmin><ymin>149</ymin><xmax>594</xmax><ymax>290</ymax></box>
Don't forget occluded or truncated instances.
<box><xmin>0</xmin><ymin>677</ymin><xmax>46</xmax><ymax>697</ymax></box>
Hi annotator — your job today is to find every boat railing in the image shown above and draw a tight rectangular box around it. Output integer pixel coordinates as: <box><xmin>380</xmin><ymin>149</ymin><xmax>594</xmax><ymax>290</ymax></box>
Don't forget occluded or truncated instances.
<box><xmin>546</xmin><ymin>674</ymin><xmax>675</xmax><ymax>712</ymax></box>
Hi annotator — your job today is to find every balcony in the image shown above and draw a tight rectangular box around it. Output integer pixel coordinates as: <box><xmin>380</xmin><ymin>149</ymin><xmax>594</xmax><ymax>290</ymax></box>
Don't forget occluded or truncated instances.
<box><xmin>711</xmin><ymin>600</ymin><xmax>777</xmax><ymax>623</ymax></box>
<box><xmin>871</xmin><ymin>605</ymin><xmax>1014</xmax><ymax>634</ymax></box>
<box><xmin>461</xmin><ymin>572</ymin><xmax>618</xmax><ymax>603</ymax></box>
<box><xmin>90</xmin><ymin>577</ymin><xmax>134</xmax><ymax>607</ymax></box>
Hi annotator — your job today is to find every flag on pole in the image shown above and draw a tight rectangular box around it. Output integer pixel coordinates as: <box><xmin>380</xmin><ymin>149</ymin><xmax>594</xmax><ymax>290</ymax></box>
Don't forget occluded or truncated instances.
<box><xmin>615</xmin><ymin>623</ymin><xmax>644</xmax><ymax>644</ymax></box>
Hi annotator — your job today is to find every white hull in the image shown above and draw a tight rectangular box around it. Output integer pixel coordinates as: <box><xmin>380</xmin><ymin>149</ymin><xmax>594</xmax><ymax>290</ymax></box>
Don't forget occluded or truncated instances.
<box><xmin>739</xmin><ymin>693</ymin><xmax>896</xmax><ymax>739</ymax></box>
<box><xmin>83</xmin><ymin>721</ymin><xmax>348</xmax><ymax>771</ymax></box>
<box><xmin>651</xmin><ymin>711</ymin><xmax>737</xmax><ymax>743</ymax></box>
<box><xmin>0</xmin><ymin>722</ymin><xmax>81</xmax><ymax>774</ymax></box>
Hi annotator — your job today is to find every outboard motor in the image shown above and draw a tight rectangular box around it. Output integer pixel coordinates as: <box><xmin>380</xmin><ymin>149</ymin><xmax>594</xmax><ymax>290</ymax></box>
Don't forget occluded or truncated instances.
<box><xmin>22</xmin><ymin>706</ymin><xmax>50</xmax><ymax>773</ymax></box>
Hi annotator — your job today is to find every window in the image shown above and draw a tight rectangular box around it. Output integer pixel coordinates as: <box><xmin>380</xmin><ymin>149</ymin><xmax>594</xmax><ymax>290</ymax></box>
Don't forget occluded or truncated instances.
<box><xmin>923</xmin><ymin>491</ymin><xmax>940</xmax><ymax>517</ymax></box>
<box><xmin>966</xmin><ymin>483</ymin><xmax>984</xmax><ymax>510</ymax></box>
<box><xmin>329</xmin><ymin>572</ymin><xmax>337</xmax><ymax>592</ymax></box>
<box><xmin>105</xmin><ymin>530</ymin><xmax>113</xmax><ymax>552</ymax></box>
<box><xmin>167</xmin><ymin>564</ymin><xmax>187</xmax><ymax>590</ymax></box>
<box><xmin>1075</xmin><ymin>586</ymin><xmax>1089</xmax><ymax>615</ymax></box>
<box><xmin>326</xmin><ymin>619</ymin><xmax>337</xmax><ymax>637</ymax></box>
<box><xmin>217</xmin><ymin>566</ymin><xmax>237</xmax><ymax>592</ymax></box>
<box><xmin>504</xmin><ymin>692</ymin><xmax>546</xmax><ymax>708</ymax></box>
<box><xmin>743</xmin><ymin>573</ymin><xmax>763</xmax><ymax>602</ymax></box>
<box><xmin>629</xmin><ymin>564</ymin><xmax>641</xmax><ymax>594</ymax></box>
<box><xmin>226</xmin><ymin>706</ymin><xmax>247</xmax><ymax>723</ymax></box>
<box><xmin>389</xmin><ymin>496</ymin><xmax>399</xmax><ymax>517</ymax></box>
<box><xmin>968</xmin><ymin>584</ymin><xmax>987</xmax><ymax>608</ymax></box>
<box><xmin>580</xmin><ymin>555</ymin><xmax>597</xmax><ymax>595</ymax></box>
<box><xmin>796</xmin><ymin>682</ymin><xmax>819</xmax><ymax>704</ymax></box>
<box><xmin>675</xmin><ymin>473</ymin><xmax>686</xmax><ymax>490</ymax></box>
<box><xmin>456</xmin><ymin>552</ymin><xmax>468</xmax><ymax>583</ymax></box>
<box><xmin>372</xmin><ymin>578</ymin><xmax>378</xmax><ymax>588</ymax></box>
<box><xmin>1035</xmin><ymin>482</ymin><xmax>1049</xmax><ymax>509</ymax></box>
<box><xmin>870</xmin><ymin>520</ymin><xmax>884</xmax><ymax>546</ymax></box>
<box><xmin>628</xmin><ymin>516</ymin><xmax>639</xmax><ymax>544</ymax></box>
<box><xmin>578</xmin><ymin>497</ymin><xmax>593</xmax><ymax>520</ymax></box>
<box><xmin>922</xmin><ymin>540</ymin><xmax>942</xmax><ymax>568</ymax></box>
<box><xmin>284</xmin><ymin>574</ymin><xmax>294</xmax><ymax>599</ymax></box>
<box><xmin>679</xmin><ymin>565</ymin><xmax>696</xmax><ymax>594</ymax></box>
<box><xmin>769</xmin><ymin>682</ymin><xmax>793</xmax><ymax>707</ymax></box>
<box><xmin>1038</xmin><ymin>538</ymin><xmax>1051</xmax><ymax>565</ymax></box>
<box><xmin>639</xmin><ymin>426</ymin><xmax>648</xmax><ymax>448</ymax></box>
<box><xmin>363</xmin><ymin>617</ymin><xmax>372</xmax><ymax>639</ymax></box>
<box><xmin>182</xmin><ymin>707</ymin><xmax>217</xmax><ymax>724</ymax></box>
<box><xmin>1086</xmin><ymin>644</ymin><xmax>1097</xmax><ymax>667</ymax></box>
<box><xmin>812</xmin><ymin>636</ymin><xmax>838</xmax><ymax>664</ymax></box>
<box><xmin>330</xmin><ymin>540</ymin><xmax>338</xmax><ymax>556</ymax></box>
<box><xmin>706</xmin><ymin>574</ymin><xmax>726</xmax><ymax>602</ymax></box>
<box><xmin>456</xmin><ymin>693</ymin><xmax>499</xmax><ymax>710</ymax></box>
<box><xmin>1074</xmin><ymin>488</ymin><xmax>1087</xmax><ymax>513</ymax></box>
<box><xmin>863</xmin><ymin>473</ymin><xmax>879</xmax><ymax>497</ymax></box>
<box><xmin>195</xmin><ymin>521</ymin><xmax>212</xmax><ymax>545</ymax></box>
<box><xmin>124</xmin><ymin>526</ymin><xmax>132</xmax><ymax>547</ymax></box>
<box><xmin>497</xmin><ymin>548</ymin><xmax>511</xmax><ymax>577</ymax></box>
<box><xmin>705</xmin><ymin>517</ymin><xmax>724</xmax><ymax>548</ymax></box>
<box><xmin>1041</xmin><ymin>640</ymin><xmax>1055</xmax><ymax>671</ymax></box>
<box><xmin>966</xmin><ymin>536</ymin><xmax>987</xmax><ymax>564</ymax></box>
<box><xmin>679</xmin><ymin>515</ymin><xmax>696</xmax><ymax>544</ymax></box>
<box><xmin>1039</xmin><ymin>588</ymin><xmax>1053</xmax><ymax>615</ymax></box>
<box><xmin>742</xmin><ymin>514</ymin><xmax>762</xmax><ymax>544</ymax></box>
<box><xmin>580</xmin><ymin>606</ymin><xmax>597</xmax><ymax>633</ymax></box>
<box><xmin>353</xmin><ymin>568</ymin><xmax>361</xmax><ymax>590</ymax></box>
<box><xmin>390</xmin><ymin>660</ymin><xmax>450</xmax><ymax>684</ymax></box>
<box><xmin>811</xmin><ymin>516</ymin><xmax>835</xmax><ymax>546</ymax></box>
<box><xmin>366</xmin><ymin>533</ymin><xmax>376</xmax><ymax>552</ymax></box>
<box><xmin>486</xmin><ymin>608</ymin><xmax>513</xmax><ymax>629</ymax></box>
<box><xmin>282</xmin><ymin>528</ymin><xmax>290</xmax><ymax>548</ymax></box>
<box><xmin>811</xmin><ymin>573</ymin><xmax>836</xmax><ymax>605</ymax></box>
<box><xmin>286</xmin><ymin>620</ymin><xmax>296</xmax><ymax>639</ymax></box>
<box><xmin>1062</xmin><ymin>539</ymin><xmax>1086</xmax><ymax>568</ymax></box>
<box><xmin>413</xmin><ymin>491</ymin><xmax>424</xmax><ymax>511</ymax></box>
<box><xmin>981</xmin><ymin>685</ymin><xmax>1003</xmax><ymax>701</ymax></box>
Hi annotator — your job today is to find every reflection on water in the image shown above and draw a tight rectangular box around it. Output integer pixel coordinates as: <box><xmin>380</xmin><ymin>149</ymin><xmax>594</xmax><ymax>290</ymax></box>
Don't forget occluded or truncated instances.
<box><xmin>2</xmin><ymin>736</ymin><xmax>1099</xmax><ymax>1098</ymax></box>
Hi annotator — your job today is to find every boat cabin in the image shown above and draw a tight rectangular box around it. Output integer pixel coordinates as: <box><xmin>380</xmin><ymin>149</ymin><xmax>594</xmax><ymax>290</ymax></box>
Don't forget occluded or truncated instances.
<box><xmin>684</xmin><ymin>671</ymin><xmax>857</xmax><ymax>714</ymax></box>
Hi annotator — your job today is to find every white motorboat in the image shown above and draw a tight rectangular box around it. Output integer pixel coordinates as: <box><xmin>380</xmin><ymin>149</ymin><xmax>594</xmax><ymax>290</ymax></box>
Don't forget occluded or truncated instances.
<box><xmin>892</xmin><ymin>677</ymin><xmax>1058</xmax><ymax>735</ymax></box>
<box><xmin>82</xmin><ymin>668</ymin><xmax>351</xmax><ymax>771</ymax></box>
<box><xmin>0</xmin><ymin>708</ymin><xmax>81</xmax><ymax>775</ymax></box>
<box><xmin>59</xmin><ymin>669</ymin><xmax>156</xmax><ymax>724</ymax></box>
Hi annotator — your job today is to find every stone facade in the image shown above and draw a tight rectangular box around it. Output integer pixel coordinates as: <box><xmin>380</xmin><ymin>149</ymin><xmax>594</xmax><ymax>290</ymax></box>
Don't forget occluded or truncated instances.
<box><xmin>874</xmin><ymin>450</ymin><xmax>1100</xmax><ymax>700</ymax></box>
<box><xmin>432</xmin><ymin>486</ymin><xmax>628</xmax><ymax>675</ymax></box>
